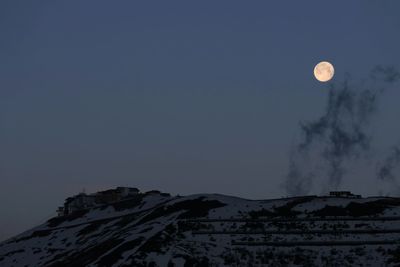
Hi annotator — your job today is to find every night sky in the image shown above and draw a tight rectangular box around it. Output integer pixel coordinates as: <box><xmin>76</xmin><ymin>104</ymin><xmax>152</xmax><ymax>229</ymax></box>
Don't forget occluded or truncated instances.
<box><xmin>1</xmin><ymin>1</ymin><xmax>400</xmax><ymax>241</ymax></box>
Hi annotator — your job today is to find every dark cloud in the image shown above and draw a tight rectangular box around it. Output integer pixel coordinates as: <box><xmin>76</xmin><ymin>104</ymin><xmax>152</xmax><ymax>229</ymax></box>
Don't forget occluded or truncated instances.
<box><xmin>370</xmin><ymin>65</ymin><xmax>400</xmax><ymax>83</ymax></box>
<box><xmin>285</xmin><ymin>66</ymin><xmax>400</xmax><ymax>196</ymax></box>
<box><xmin>377</xmin><ymin>146</ymin><xmax>400</xmax><ymax>182</ymax></box>
<box><xmin>284</xmin><ymin>154</ymin><xmax>313</xmax><ymax>196</ymax></box>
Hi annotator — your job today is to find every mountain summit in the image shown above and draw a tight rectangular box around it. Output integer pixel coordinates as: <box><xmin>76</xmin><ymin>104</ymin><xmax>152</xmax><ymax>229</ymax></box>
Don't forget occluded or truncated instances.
<box><xmin>1</xmin><ymin>189</ymin><xmax>400</xmax><ymax>266</ymax></box>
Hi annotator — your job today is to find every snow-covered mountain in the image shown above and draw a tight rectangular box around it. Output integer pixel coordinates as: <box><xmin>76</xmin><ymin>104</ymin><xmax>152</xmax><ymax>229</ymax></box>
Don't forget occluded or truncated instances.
<box><xmin>1</xmin><ymin>190</ymin><xmax>400</xmax><ymax>266</ymax></box>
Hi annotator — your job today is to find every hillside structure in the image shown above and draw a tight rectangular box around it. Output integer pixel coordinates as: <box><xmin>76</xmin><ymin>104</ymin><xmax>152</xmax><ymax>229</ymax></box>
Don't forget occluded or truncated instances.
<box><xmin>57</xmin><ymin>187</ymin><xmax>140</xmax><ymax>216</ymax></box>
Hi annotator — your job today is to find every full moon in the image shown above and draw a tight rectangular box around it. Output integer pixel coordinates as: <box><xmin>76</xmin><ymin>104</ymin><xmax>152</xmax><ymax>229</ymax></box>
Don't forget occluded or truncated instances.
<box><xmin>314</xmin><ymin>61</ymin><xmax>334</xmax><ymax>82</ymax></box>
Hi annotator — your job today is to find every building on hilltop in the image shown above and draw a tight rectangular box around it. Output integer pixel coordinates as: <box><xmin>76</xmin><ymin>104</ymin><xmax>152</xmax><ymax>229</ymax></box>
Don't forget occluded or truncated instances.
<box><xmin>116</xmin><ymin>187</ymin><xmax>140</xmax><ymax>197</ymax></box>
<box><xmin>94</xmin><ymin>187</ymin><xmax>139</xmax><ymax>204</ymax></box>
<box><xmin>57</xmin><ymin>187</ymin><xmax>140</xmax><ymax>216</ymax></box>
<box><xmin>329</xmin><ymin>191</ymin><xmax>361</xmax><ymax>198</ymax></box>
<box><xmin>145</xmin><ymin>190</ymin><xmax>161</xmax><ymax>195</ymax></box>
<box><xmin>56</xmin><ymin>206</ymin><xmax>65</xmax><ymax>217</ymax></box>
<box><xmin>63</xmin><ymin>193</ymin><xmax>96</xmax><ymax>215</ymax></box>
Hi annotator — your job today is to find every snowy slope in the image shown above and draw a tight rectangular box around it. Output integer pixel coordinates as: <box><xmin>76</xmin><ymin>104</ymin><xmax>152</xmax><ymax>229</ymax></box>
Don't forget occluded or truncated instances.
<box><xmin>1</xmin><ymin>191</ymin><xmax>400</xmax><ymax>266</ymax></box>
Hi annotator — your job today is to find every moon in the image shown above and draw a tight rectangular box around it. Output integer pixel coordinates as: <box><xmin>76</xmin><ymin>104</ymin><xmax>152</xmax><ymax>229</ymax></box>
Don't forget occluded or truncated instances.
<box><xmin>314</xmin><ymin>61</ymin><xmax>334</xmax><ymax>82</ymax></box>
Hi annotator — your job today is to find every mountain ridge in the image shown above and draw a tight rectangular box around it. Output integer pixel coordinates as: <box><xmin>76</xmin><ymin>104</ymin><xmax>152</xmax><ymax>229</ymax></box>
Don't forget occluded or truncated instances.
<box><xmin>1</xmin><ymin>189</ymin><xmax>400</xmax><ymax>266</ymax></box>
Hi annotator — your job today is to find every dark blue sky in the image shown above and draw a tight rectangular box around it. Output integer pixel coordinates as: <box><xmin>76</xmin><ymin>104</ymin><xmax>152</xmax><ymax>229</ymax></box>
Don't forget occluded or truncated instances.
<box><xmin>1</xmin><ymin>1</ymin><xmax>400</xmax><ymax>241</ymax></box>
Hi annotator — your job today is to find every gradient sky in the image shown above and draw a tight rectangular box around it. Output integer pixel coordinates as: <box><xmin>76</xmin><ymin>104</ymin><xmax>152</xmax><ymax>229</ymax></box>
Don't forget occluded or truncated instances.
<box><xmin>1</xmin><ymin>1</ymin><xmax>400</xmax><ymax>241</ymax></box>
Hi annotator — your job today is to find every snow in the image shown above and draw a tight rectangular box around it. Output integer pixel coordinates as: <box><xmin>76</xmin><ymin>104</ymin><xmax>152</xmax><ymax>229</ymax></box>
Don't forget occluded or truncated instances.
<box><xmin>1</xmin><ymin>192</ymin><xmax>400</xmax><ymax>266</ymax></box>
